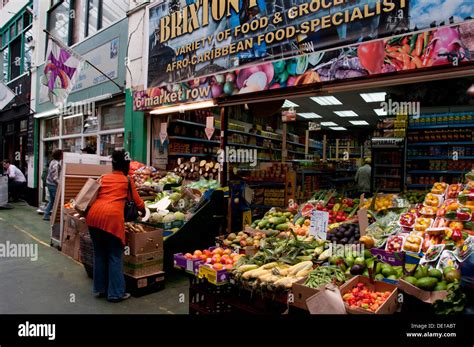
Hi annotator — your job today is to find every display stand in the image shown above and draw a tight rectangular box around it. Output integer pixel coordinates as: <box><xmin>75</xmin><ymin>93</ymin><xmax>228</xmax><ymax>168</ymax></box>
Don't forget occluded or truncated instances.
<box><xmin>49</xmin><ymin>156</ymin><xmax>111</xmax><ymax>249</ymax></box>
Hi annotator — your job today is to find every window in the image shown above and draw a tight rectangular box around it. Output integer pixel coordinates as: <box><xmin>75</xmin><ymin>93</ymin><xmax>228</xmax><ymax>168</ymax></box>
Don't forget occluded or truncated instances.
<box><xmin>87</xmin><ymin>0</ymin><xmax>99</xmax><ymax>37</ymax></box>
<box><xmin>62</xmin><ymin>137</ymin><xmax>82</xmax><ymax>153</ymax></box>
<box><xmin>9</xmin><ymin>38</ymin><xmax>21</xmax><ymax>80</ymax></box>
<box><xmin>84</xmin><ymin>113</ymin><xmax>98</xmax><ymax>133</ymax></box>
<box><xmin>101</xmin><ymin>104</ymin><xmax>125</xmax><ymax>130</ymax></box>
<box><xmin>43</xmin><ymin>140</ymin><xmax>59</xmax><ymax>166</ymax></box>
<box><xmin>102</xmin><ymin>0</ymin><xmax>129</xmax><ymax>28</ymax></box>
<box><xmin>71</xmin><ymin>0</ymin><xmax>86</xmax><ymax>44</ymax></box>
<box><xmin>63</xmin><ymin>114</ymin><xmax>82</xmax><ymax>135</ymax></box>
<box><xmin>100</xmin><ymin>133</ymin><xmax>124</xmax><ymax>157</ymax></box>
<box><xmin>48</xmin><ymin>1</ymin><xmax>70</xmax><ymax>45</ymax></box>
<box><xmin>1</xmin><ymin>48</ymin><xmax>8</xmax><ymax>81</ymax></box>
<box><xmin>24</xmin><ymin>29</ymin><xmax>32</xmax><ymax>72</ymax></box>
<box><xmin>44</xmin><ymin>117</ymin><xmax>60</xmax><ymax>138</ymax></box>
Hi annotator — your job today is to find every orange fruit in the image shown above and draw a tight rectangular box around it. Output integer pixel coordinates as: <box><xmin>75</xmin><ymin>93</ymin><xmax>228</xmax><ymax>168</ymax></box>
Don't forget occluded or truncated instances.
<box><xmin>193</xmin><ymin>250</ymin><xmax>202</xmax><ymax>256</ymax></box>
<box><xmin>200</xmin><ymin>254</ymin><xmax>208</xmax><ymax>261</ymax></box>
<box><xmin>223</xmin><ymin>249</ymin><xmax>232</xmax><ymax>255</ymax></box>
<box><xmin>184</xmin><ymin>253</ymin><xmax>193</xmax><ymax>259</ymax></box>
<box><xmin>225</xmin><ymin>264</ymin><xmax>233</xmax><ymax>270</ymax></box>
<box><xmin>212</xmin><ymin>263</ymin><xmax>223</xmax><ymax>271</ymax></box>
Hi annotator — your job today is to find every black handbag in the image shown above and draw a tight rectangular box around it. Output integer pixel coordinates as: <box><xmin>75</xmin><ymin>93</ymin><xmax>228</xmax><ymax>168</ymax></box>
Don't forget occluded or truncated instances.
<box><xmin>124</xmin><ymin>176</ymin><xmax>139</xmax><ymax>222</ymax></box>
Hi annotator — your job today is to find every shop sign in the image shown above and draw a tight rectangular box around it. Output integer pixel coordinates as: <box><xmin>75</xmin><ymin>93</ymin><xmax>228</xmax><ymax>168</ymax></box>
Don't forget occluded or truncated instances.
<box><xmin>308</xmin><ymin>122</ymin><xmax>321</xmax><ymax>131</ymax></box>
<box><xmin>282</xmin><ymin>109</ymin><xmax>296</xmax><ymax>122</ymax></box>
<box><xmin>160</xmin><ymin>122</ymin><xmax>168</xmax><ymax>145</ymax></box>
<box><xmin>309</xmin><ymin>210</ymin><xmax>329</xmax><ymax>240</ymax></box>
<box><xmin>135</xmin><ymin>18</ymin><xmax>474</xmax><ymax>110</ymax></box>
<box><xmin>205</xmin><ymin>116</ymin><xmax>215</xmax><ymax>140</ymax></box>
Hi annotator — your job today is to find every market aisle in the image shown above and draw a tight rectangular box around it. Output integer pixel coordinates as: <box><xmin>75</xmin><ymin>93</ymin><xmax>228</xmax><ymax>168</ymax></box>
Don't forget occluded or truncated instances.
<box><xmin>0</xmin><ymin>202</ymin><xmax>189</xmax><ymax>314</ymax></box>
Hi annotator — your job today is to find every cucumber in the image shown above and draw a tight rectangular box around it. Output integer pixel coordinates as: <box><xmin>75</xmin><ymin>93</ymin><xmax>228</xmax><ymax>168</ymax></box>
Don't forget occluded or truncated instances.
<box><xmin>296</xmin><ymin>217</ymin><xmax>305</xmax><ymax>226</ymax></box>
<box><xmin>269</xmin><ymin>216</ymin><xmax>287</xmax><ymax>225</ymax></box>
<box><xmin>283</xmin><ymin>212</ymin><xmax>292</xmax><ymax>218</ymax></box>
<box><xmin>258</xmin><ymin>220</ymin><xmax>269</xmax><ymax>228</ymax></box>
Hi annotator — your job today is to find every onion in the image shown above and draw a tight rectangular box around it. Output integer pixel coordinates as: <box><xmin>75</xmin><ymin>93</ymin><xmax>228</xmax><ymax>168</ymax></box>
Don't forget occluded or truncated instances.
<box><xmin>287</xmin><ymin>76</ymin><xmax>298</xmax><ymax>87</ymax></box>
<box><xmin>239</xmin><ymin>71</ymin><xmax>267</xmax><ymax>94</ymax></box>
<box><xmin>259</xmin><ymin>63</ymin><xmax>274</xmax><ymax>85</ymax></box>
<box><xmin>429</xmin><ymin>27</ymin><xmax>465</xmax><ymax>66</ymax></box>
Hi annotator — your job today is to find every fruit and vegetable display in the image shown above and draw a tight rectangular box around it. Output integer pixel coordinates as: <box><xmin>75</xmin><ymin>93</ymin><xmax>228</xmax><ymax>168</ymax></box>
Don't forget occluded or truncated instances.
<box><xmin>402</xmin><ymin>265</ymin><xmax>461</xmax><ymax>292</ymax></box>
<box><xmin>250</xmin><ymin>209</ymin><xmax>295</xmax><ymax>234</ymax></box>
<box><xmin>303</xmin><ymin>266</ymin><xmax>346</xmax><ymax>289</ymax></box>
<box><xmin>327</xmin><ymin>223</ymin><xmax>360</xmax><ymax>245</ymax></box>
<box><xmin>221</xmin><ymin>230</ymin><xmax>266</xmax><ymax>249</ymax></box>
<box><xmin>173</xmin><ymin>158</ymin><xmax>220</xmax><ymax>180</ymax></box>
<box><xmin>183</xmin><ymin>248</ymin><xmax>243</xmax><ymax>271</ymax></box>
<box><xmin>401</xmin><ymin>191</ymin><xmax>427</xmax><ymax>204</ymax></box>
<box><xmin>342</xmin><ymin>283</ymin><xmax>393</xmax><ymax>313</ymax></box>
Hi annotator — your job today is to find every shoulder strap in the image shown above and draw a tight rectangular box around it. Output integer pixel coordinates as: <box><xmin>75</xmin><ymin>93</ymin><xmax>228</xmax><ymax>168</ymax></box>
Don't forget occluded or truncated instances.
<box><xmin>127</xmin><ymin>176</ymin><xmax>132</xmax><ymax>199</ymax></box>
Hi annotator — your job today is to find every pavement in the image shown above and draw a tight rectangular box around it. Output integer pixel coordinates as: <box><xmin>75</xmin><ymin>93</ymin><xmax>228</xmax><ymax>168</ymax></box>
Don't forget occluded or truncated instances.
<box><xmin>0</xmin><ymin>201</ymin><xmax>189</xmax><ymax>314</ymax></box>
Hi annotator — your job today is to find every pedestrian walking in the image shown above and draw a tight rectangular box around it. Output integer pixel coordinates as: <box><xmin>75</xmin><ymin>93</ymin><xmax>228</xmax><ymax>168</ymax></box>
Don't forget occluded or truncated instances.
<box><xmin>43</xmin><ymin>150</ymin><xmax>63</xmax><ymax>221</ymax></box>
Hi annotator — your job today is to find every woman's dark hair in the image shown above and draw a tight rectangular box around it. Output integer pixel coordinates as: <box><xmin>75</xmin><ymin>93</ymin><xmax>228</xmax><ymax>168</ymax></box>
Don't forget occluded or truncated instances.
<box><xmin>52</xmin><ymin>149</ymin><xmax>63</xmax><ymax>161</ymax></box>
<box><xmin>112</xmin><ymin>150</ymin><xmax>130</xmax><ymax>175</ymax></box>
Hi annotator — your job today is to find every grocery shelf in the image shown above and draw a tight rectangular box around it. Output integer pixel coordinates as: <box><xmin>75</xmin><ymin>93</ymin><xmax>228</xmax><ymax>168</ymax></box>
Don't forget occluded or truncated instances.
<box><xmin>374</xmin><ymin>175</ymin><xmax>401</xmax><ymax>179</ymax></box>
<box><xmin>408</xmin><ymin>141</ymin><xmax>474</xmax><ymax>146</ymax></box>
<box><xmin>288</xmin><ymin>140</ymin><xmax>323</xmax><ymax>149</ymax></box>
<box><xmin>408</xmin><ymin>170</ymin><xmax>467</xmax><ymax>174</ymax></box>
<box><xmin>380</xmin><ymin>188</ymin><xmax>401</xmax><ymax>192</ymax></box>
<box><xmin>297</xmin><ymin>170</ymin><xmax>326</xmax><ymax>174</ymax></box>
<box><xmin>170</xmin><ymin>119</ymin><xmax>206</xmax><ymax>128</ymax></box>
<box><xmin>407</xmin><ymin>156</ymin><xmax>474</xmax><ymax>160</ymax></box>
<box><xmin>248</xmin><ymin>181</ymin><xmax>285</xmax><ymax>187</ymax></box>
<box><xmin>250</xmin><ymin>204</ymin><xmax>276</xmax><ymax>210</ymax></box>
<box><xmin>330</xmin><ymin>177</ymin><xmax>354</xmax><ymax>182</ymax></box>
<box><xmin>375</xmin><ymin>164</ymin><xmax>402</xmax><ymax>168</ymax></box>
<box><xmin>228</xmin><ymin>129</ymin><xmax>282</xmax><ymax>142</ymax></box>
<box><xmin>409</xmin><ymin>123</ymin><xmax>474</xmax><ymax>130</ymax></box>
<box><xmin>336</xmin><ymin>169</ymin><xmax>357</xmax><ymax>172</ymax></box>
<box><xmin>169</xmin><ymin>136</ymin><xmax>219</xmax><ymax>144</ymax></box>
<box><xmin>168</xmin><ymin>153</ymin><xmax>217</xmax><ymax>158</ymax></box>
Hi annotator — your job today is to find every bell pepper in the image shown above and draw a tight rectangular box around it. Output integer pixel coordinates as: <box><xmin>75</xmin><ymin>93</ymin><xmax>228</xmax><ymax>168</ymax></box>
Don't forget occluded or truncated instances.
<box><xmin>451</xmin><ymin>228</ymin><xmax>463</xmax><ymax>241</ymax></box>
<box><xmin>457</xmin><ymin>207</ymin><xmax>472</xmax><ymax>221</ymax></box>
<box><xmin>466</xmin><ymin>172</ymin><xmax>474</xmax><ymax>181</ymax></box>
<box><xmin>357</xmin><ymin>40</ymin><xmax>385</xmax><ymax>74</ymax></box>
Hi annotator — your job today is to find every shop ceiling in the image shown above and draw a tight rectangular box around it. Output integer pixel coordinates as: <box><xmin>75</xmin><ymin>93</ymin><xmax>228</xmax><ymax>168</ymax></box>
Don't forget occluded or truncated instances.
<box><xmin>282</xmin><ymin>76</ymin><xmax>474</xmax><ymax>131</ymax></box>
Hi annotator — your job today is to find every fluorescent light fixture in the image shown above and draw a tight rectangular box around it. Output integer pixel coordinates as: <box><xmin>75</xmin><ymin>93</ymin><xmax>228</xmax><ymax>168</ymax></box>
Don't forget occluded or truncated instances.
<box><xmin>374</xmin><ymin>108</ymin><xmax>388</xmax><ymax>116</ymax></box>
<box><xmin>310</xmin><ymin>96</ymin><xmax>342</xmax><ymax>105</ymax></box>
<box><xmin>349</xmin><ymin>120</ymin><xmax>369</xmax><ymax>125</ymax></box>
<box><xmin>63</xmin><ymin>113</ymin><xmax>83</xmax><ymax>120</ymax></box>
<box><xmin>298</xmin><ymin>112</ymin><xmax>322</xmax><ymax>119</ymax></box>
<box><xmin>360</xmin><ymin>92</ymin><xmax>387</xmax><ymax>102</ymax></box>
<box><xmin>321</xmin><ymin>122</ymin><xmax>338</xmax><ymax>126</ymax></box>
<box><xmin>330</xmin><ymin>127</ymin><xmax>347</xmax><ymax>131</ymax></box>
<box><xmin>282</xmin><ymin>100</ymin><xmax>299</xmax><ymax>108</ymax></box>
<box><xmin>334</xmin><ymin>110</ymin><xmax>359</xmax><ymax>118</ymax></box>
<box><xmin>150</xmin><ymin>100</ymin><xmax>216</xmax><ymax>115</ymax></box>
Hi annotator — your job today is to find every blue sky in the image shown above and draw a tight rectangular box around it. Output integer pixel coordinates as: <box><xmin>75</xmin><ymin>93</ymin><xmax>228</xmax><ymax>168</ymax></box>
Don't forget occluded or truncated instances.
<box><xmin>410</xmin><ymin>0</ymin><xmax>474</xmax><ymax>28</ymax></box>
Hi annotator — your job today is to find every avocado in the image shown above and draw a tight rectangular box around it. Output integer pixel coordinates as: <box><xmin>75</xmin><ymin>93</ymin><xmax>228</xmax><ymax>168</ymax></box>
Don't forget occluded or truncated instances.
<box><xmin>404</xmin><ymin>276</ymin><xmax>418</xmax><ymax>286</ymax></box>
<box><xmin>375</xmin><ymin>262</ymin><xmax>383</xmax><ymax>275</ymax></box>
<box><xmin>375</xmin><ymin>274</ymin><xmax>384</xmax><ymax>281</ymax></box>
<box><xmin>434</xmin><ymin>281</ymin><xmax>447</xmax><ymax>291</ymax></box>
<box><xmin>443</xmin><ymin>266</ymin><xmax>457</xmax><ymax>276</ymax></box>
<box><xmin>444</xmin><ymin>269</ymin><xmax>461</xmax><ymax>283</ymax></box>
<box><xmin>416</xmin><ymin>277</ymin><xmax>438</xmax><ymax>291</ymax></box>
<box><xmin>387</xmin><ymin>275</ymin><xmax>398</xmax><ymax>280</ymax></box>
<box><xmin>414</xmin><ymin>266</ymin><xmax>428</xmax><ymax>280</ymax></box>
<box><xmin>382</xmin><ymin>265</ymin><xmax>395</xmax><ymax>277</ymax></box>
<box><xmin>364</xmin><ymin>249</ymin><xmax>372</xmax><ymax>259</ymax></box>
<box><xmin>427</xmin><ymin>269</ymin><xmax>443</xmax><ymax>281</ymax></box>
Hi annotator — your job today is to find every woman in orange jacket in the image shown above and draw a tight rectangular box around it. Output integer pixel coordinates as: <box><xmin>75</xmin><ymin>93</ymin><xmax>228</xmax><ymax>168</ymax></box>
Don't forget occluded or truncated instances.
<box><xmin>86</xmin><ymin>150</ymin><xmax>145</xmax><ymax>302</ymax></box>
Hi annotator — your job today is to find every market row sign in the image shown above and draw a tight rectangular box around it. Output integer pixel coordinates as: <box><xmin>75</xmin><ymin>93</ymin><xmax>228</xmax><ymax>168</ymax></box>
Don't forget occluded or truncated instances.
<box><xmin>133</xmin><ymin>0</ymin><xmax>474</xmax><ymax>111</ymax></box>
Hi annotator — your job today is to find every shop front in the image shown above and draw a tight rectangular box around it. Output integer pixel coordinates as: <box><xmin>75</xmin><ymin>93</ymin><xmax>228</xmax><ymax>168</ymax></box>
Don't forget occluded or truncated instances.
<box><xmin>119</xmin><ymin>0</ymin><xmax>474</xmax><ymax>314</ymax></box>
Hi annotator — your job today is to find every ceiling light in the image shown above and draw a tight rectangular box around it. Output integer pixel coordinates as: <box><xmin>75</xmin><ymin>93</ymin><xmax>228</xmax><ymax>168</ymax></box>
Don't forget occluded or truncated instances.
<box><xmin>298</xmin><ymin>112</ymin><xmax>322</xmax><ymax>119</ymax></box>
<box><xmin>374</xmin><ymin>108</ymin><xmax>388</xmax><ymax>116</ymax></box>
<box><xmin>360</xmin><ymin>92</ymin><xmax>387</xmax><ymax>102</ymax></box>
<box><xmin>150</xmin><ymin>100</ymin><xmax>216</xmax><ymax>115</ymax></box>
<box><xmin>330</xmin><ymin>127</ymin><xmax>347</xmax><ymax>131</ymax></box>
<box><xmin>310</xmin><ymin>96</ymin><xmax>342</xmax><ymax>105</ymax></box>
<box><xmin>334</xmin><ymin>110</ymin><xmax>358</xmax><ymax>118</ymax></box>
<box><xmin>349</xmin><ymin>120</ymin><xmax>369</xmax><ymax>125</ymax></box>
<box><xmin>321</xmin><ymin>122</ymin><xmax>338</xmax><ymax>126</ymax></box>
<box><xmin>282</xmin><ymin>100</ymin><xmax>299</xmax><ymax>108</ymax></box>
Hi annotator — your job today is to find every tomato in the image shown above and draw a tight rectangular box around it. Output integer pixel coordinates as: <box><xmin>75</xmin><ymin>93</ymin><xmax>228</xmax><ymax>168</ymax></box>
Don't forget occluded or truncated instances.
<box><xmin>184</xmin><ymin>253</ymin><xmax>193</xmax><ymax>259</ymax></box>
<box><xmin>193</xmin><ymin>250</ymin><xmax>202</xmax><ymax>257</ymax></box>
<box><xmin>200</xmin><ymin>254</ymin><xmax>208</xmax><ymax>261</ymax></box>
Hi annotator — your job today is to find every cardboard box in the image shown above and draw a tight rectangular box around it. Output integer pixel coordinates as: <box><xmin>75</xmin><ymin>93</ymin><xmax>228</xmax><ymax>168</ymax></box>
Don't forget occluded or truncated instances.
<box><xmin>398</xmin><ymin>279</ymin><xmax>448</xmax><ymax>304</ymax></box>
<box><xmin>173</xmin><ymin>253</ymin><xmax>203</xmax><ymax>275</ymax></box>
<box><xmin>291</xmin><ymin>277</ymin><xmax>321</xmax><ymax>310</ymax></box>
<box><xmin>124</xmin><ymin>251</ymin><xmax>163</xmax><ymax>277</ymax></box>
<box><xmin>126</xmin><ymin>225</ymin><xmax>163</xmax><ymax>256</ymax></box>
<box><xmin>198</xmin><ymin>264</ymin><xmax>230</xmax><ymax>285</ymax></box>
<box><xmin>61</xmin><ymin>213</ymin><xmax>81</xmax><ymax>261</ymax></box>
<box><xmin>339</xmin><ymin>275</ymin><xmax>399</xmax><ymax>314</ymax></box>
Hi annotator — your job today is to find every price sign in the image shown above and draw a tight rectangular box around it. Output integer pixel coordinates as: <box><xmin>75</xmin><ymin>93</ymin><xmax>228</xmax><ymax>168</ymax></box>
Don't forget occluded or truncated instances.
<box><xmin>309</xmin><ymin>210</ymin><xmax>329</xmax><ymax>240</ymax></box>
<box><xmin>160</xmin><ymin>122</ymin><xmax>168</xmax><ymax>145</ymax></box>
<box><xmin>308</xmin><ymin>122</ymin><xmax>321</xmax><ymax>131</ymax></box>
<box><xmin>282</xmin><ymin>109</ymin><xmax>296</xmax><ymax>122</ymax></box>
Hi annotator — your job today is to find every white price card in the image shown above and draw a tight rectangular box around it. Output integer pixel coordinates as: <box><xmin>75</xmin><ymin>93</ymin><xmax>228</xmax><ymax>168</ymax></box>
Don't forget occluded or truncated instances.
<box><xmin>309</xmin><ymin>210</ymin><xmax>329</xmax><ymax>240</ymax></box>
